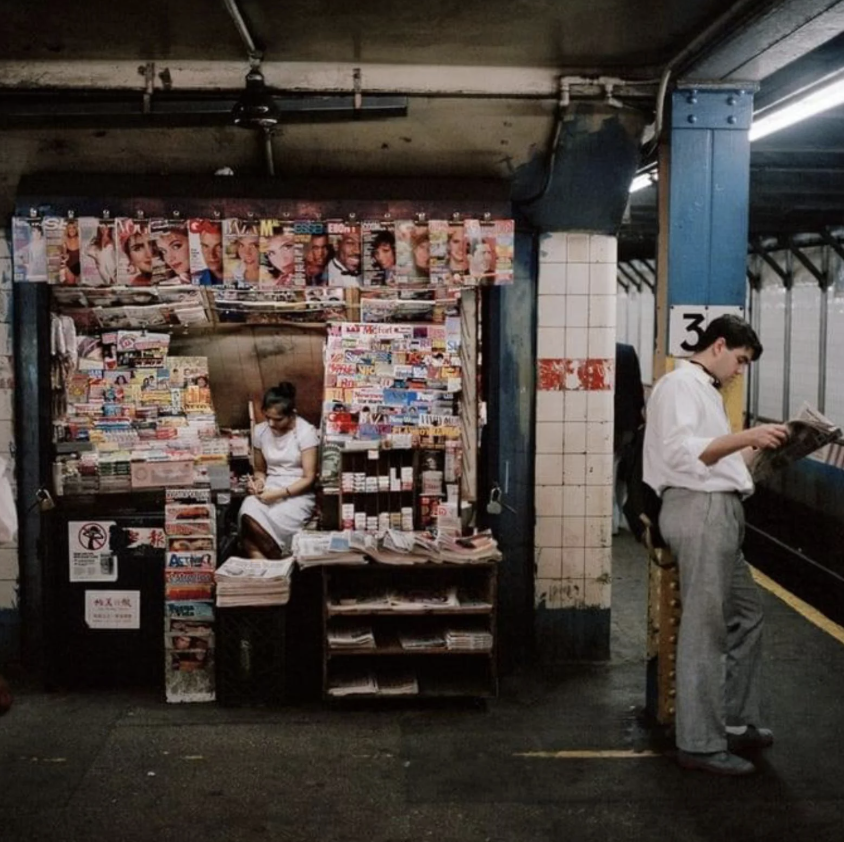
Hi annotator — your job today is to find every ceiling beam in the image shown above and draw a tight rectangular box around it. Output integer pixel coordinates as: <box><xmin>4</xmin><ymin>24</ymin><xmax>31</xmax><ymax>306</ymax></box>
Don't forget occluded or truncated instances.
<box><xmin>684</xmin><ymin>0</ymin><xmax>844</xmax><ymax>81</ymax></box>
<box><xmin>0</xmin><ymin>60</ymin><xmax>657</xmax><ymax>99</ymax></box>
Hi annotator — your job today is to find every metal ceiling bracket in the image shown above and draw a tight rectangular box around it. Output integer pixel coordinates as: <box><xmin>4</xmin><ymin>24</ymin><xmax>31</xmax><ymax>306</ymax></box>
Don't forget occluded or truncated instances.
<box><xmin>787</xmin><ymin>237</ymin><xmax>825</xmax><ymax>286</ymax></box>
<box><xmin>140</xmin><ymin>62</ymin><xmax>155</xmax><ymax>114</ymax></box>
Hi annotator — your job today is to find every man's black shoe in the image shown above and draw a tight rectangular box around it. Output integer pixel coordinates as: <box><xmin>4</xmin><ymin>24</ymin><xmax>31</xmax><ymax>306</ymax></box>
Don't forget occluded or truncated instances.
<box><xmin>676</xmin><ymin>750</ymin><xmax>756</xmax><ymax>776</ymax></box>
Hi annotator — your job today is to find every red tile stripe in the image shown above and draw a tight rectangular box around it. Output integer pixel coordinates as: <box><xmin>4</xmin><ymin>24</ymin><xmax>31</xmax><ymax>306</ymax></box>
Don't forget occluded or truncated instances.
<box><xmin>537</xmin><ymin>358</ymin><xmax>614</xmax><ymax>391</ymax></box>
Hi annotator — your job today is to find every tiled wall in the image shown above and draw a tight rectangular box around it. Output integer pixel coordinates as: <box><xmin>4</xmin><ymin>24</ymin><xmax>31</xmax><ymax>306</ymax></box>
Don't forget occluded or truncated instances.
<box><xmin>535</xmin><ymin>232</ymin><xmax>616</xmax><ymax>620</ymax></box>
<box><xmin>0</xmin><ymin>230</ymin><xmax>19</xmax><ymax>665</ymax></box>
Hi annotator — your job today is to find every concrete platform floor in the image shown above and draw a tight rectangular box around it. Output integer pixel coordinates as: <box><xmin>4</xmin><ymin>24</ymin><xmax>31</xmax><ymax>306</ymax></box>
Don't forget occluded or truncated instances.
<box><xmin>2</xmin><ymin>531</ymin><xmax>844</xmax><ymax>842</ymax></box>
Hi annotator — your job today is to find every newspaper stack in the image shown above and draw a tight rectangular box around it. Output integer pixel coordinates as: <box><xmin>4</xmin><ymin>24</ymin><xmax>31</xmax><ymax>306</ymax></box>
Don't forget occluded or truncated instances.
<box><xmin>327</xmin><ymin>623</ymin><xmax>376</xmax><ymax>649</ymax></box>
<box><xmin>445</xmin><ymin>628</ymin><xmax>493</xmax><ymax>651</ymax></box>
<box><xmin>365</xmin><ymin>529</ymin><xmax>502</xmax><ymax>565</ymax></box>
<box><xmin>214</xmin><ymin>556</ymin><xmax>294</xmax><ymax>607</ymax></box>
<box><xmin>292</xmin><ymin>530</ymin><xmax>368</xmax><ymax>569</ymax></box>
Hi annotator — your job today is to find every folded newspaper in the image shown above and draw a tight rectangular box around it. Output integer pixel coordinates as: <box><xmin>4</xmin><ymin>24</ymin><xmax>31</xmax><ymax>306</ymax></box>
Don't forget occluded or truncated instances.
<box><xmin>749</xmin><ymin>403</ymin><xmax>842</xmax><ymax>482</ymax></box>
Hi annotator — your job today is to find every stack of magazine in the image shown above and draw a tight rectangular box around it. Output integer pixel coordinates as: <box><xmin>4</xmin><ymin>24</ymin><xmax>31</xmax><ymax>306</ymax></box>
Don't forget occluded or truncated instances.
<box><xmin>214</xmin><ymin>556</ymin><xmax>294</xmax><ymax>607</ymax></box>
<box><xmin>291</xmin><ymin>530</ymin><xmax>369</xmax><ymax>569</ymax></box>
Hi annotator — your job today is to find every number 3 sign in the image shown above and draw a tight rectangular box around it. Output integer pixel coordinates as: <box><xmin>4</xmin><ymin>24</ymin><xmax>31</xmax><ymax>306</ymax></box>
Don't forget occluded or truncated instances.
<box><xmin>668</xmin><ymin>305</ymin><xmax>744</xmax><ymax>357</ymax></box>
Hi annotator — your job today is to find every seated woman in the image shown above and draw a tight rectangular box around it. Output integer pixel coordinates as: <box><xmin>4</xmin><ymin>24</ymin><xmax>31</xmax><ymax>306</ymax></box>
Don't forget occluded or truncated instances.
<box><xmin>238</xmin><ymin>382</ymin><xmax>320</xmax><ymax>558</ymax></box>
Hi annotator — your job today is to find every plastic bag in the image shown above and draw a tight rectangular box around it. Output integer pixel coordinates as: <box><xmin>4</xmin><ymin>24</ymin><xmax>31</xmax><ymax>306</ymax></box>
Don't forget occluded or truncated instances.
<box><xmin>0</xmin><ymin>456</ymin><xmax>17</xmax><ymax>544</ymax></box>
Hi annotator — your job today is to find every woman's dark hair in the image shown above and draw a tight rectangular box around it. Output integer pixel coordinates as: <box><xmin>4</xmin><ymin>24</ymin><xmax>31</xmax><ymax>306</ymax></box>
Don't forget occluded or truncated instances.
<box><xmin>262</xmin><ymin>381</ymin><xmax>297</xmax><ymax>415</ymax></box>
<box><xmin>370</xmin><ymin>230</ymin><xmax>395</xmax><ymax>254</ymax></box>
<box><xmin>696</xmin><ymin>314</ymin><xmax>763</xmax><ymax>360</ymax></box>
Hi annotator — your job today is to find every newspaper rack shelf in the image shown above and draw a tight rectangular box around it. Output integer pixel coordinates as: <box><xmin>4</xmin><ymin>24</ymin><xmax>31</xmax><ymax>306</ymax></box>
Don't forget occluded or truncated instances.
<box><xmin>322</xmin><ymin>560</ymin><xmax>498</xmax><ymax>699</ymax></box>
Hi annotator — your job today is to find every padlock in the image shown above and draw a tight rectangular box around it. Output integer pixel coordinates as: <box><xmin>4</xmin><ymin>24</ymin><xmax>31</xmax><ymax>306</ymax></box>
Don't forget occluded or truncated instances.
<box><xmin>486</xmin><ymin>486</ymin><xmax>502</xmax><ymax>515</ymax></box>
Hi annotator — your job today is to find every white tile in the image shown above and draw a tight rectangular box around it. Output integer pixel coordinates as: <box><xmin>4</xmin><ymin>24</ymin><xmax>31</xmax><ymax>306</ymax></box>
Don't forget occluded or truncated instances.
<box><xmin>536</xmin><ymin>421</ymin><xmax>564</xmax><ymax>454</ymax></box>
<box><xmin>584</xmin><ymin>547</ymin><xmax>612</xmax><ymax>579</ymax></box>
<box><xmin>535</xmin><ymin>485</ymin><xmax>563</xmax><ymax>517</ymax></box>
<box><xmin>584</xmin><ymin>578</ymin><xmax>611</xmax><ymax>609</ymax></box>
<box><xmin>567</xmin><ymin>233</ymin><xmax>590</xmax><ymax>263</ymax></box>
<box><xmin>567</xmin><ymin>263</ymin><xmax>590</xmax><ymax>294</ymax></box>
<box><xmin>538</xmin><ymin>295</ymin><xmax>567</xmax><ymax>327</ymax></box>
<box><xmin>537</xmin><ymin>327</ymin><xmax>563</xmax><ymax>358</ymax></box>
<box><xmin>586</xmin><ymin>421</ymin><xmax>613</xmax><ymax>454</ymax></box>
<box><xmin>565</xmin><ymin>327</ymin><xmax>589</xmax><ymax>358</ymax></box>
<box><xmin>589</xmin><ymin>295</ymin><xmax>616</xmax><ymax>328</ymax></box>
<box><xmin>585</xmin><ymin>453</ymin><xmax>614</xmax><ymax>486</ymax></box>
<box><xmin>585</xmin><ymin>515</ymin><xmax>613</xmax><ymax>547</ymax></box>
<box><xmin>563</xmin><ymin>453</ymin><xmax>586</xmax><ymax>484</ymax></box>
<box><xmin>588</xmin><ymin>326</ymin><xmax>615</xmax><ymax>358</ymax></box>
<box><xmin>566</xmin><ymin>295</ymin><xmax>589</xmax><ymax>327</ymax></box>
<box><xmin>535</xmin><ymin>516</ymin><xmax>562</xmax><ymax>548</ymax></box>
<box><xmin>590</xmin><ymin>262</ymin><xmax>617</xmax><ymax>295</ymax></box>
<box><xmin>590</xmin><ymin>234</ymin><xmax>618</xmax><ymax>264</ymax></box>
<box><xmin>585</xmin><ymin>485</ymin><xmax>613</xmax><ymax>517</ymax></box>
<box><xmin>561</xmin><ymin>547</ymin><xmax>585</xmax><ymax>579</ymax></box>
<box><xmin>539</xmin><ymin>232</ymin><xmax>567</xmax><ymax>263</ymax></box>
<box><xmin>564</xmin><ymin>391</ymin><xmax>588</xmax><ymax>421</ymax></box>
<box><xmin>562</xmin><ymin>484</ymin><xmax>586</xmax><ymax>516</ymax></box>
<box><xmin>535</xmin><ymin>453</ymin><xmax>563</xmax><ymax>485</ymax></box>
<box><xmin>587</xmin><ymin>390</ymin><xmax>613</xmax><ymax>421</ymax></box>
<box><xmin>536</xmin><ymin>546</ymin><xmax>563</xmax><ymax>579</ymax></box>
<box><xmin>538</xmin><ymin>263</ymin><xmax>568</xmax><ymax>295</ymax></box>
<box><xmin>563</xmin><ymin>420</ymin><xmax>587</xmax><ymax>454</ymax></box>
<box><xmin>558</xmin><ymin>578</ymin><xmax>585</xmax><ymax>608</ymax></box>
<box><xmin>536</xmin><ymin>390</ymin><xmax>564</xmax><ymax>422</ymax></box>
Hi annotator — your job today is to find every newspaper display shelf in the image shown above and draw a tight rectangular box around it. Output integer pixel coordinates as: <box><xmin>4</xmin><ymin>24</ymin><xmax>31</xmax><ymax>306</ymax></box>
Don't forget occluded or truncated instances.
<box><xmin>322</xmin><ymin>560</ymin><xmax>498</xmax><ymax>699</ymax></box>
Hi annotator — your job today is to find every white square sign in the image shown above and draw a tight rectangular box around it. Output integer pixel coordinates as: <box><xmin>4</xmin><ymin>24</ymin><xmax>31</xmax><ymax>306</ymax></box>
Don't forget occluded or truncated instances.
<box><xmin>669</xmin><ymin>305</ymin><xmax>744</xmax><ymax>357</ymax></box>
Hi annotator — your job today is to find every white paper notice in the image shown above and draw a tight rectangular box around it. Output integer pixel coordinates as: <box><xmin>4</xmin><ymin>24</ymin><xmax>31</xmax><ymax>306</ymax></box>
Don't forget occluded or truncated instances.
<box><xmin>84</xmin><ymin>590</ymin><xmax>141</xmax><ymax>629</ymax></box>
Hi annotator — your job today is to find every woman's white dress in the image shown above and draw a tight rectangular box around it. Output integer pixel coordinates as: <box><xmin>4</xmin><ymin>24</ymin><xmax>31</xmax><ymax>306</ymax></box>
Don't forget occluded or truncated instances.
<box><xmin>238</xmin><ymin>416</ymin><xmax>320</xmax><ymax>552</ymax></box>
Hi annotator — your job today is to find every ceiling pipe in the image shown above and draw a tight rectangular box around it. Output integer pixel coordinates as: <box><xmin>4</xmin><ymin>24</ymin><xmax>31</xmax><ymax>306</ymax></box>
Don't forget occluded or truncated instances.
<box><xmin>221</xmin><ymin>0</ymin><xmax>262</xmax><ymax>65</ymax></box>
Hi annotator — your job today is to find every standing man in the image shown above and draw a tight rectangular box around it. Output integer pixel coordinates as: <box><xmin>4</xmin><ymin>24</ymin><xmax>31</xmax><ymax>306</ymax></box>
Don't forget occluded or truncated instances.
<box><xmin>643</xmin><ymin>315</ymin><xmax>789</xmax><ymax>776</ymax></box>
<box><xmin>613</xmin><ymin>342</ymin><xmax>645</xmax><ymax>537</ymax></box>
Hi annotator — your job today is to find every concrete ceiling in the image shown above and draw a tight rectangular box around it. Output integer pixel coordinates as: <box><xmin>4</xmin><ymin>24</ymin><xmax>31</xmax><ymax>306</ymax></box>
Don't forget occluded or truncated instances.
<box><xmin>1</xmin><ymin>0</ymin><xmax>843</xmax><ymax>257</ymax></box>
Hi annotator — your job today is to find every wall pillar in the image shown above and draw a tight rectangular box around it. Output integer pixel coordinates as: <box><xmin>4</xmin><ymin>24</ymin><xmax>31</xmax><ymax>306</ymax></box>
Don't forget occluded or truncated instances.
<box><xmin>534</xmin><ymin>232</ymin><xmax>617</xmax><ymax>661</ymax></box>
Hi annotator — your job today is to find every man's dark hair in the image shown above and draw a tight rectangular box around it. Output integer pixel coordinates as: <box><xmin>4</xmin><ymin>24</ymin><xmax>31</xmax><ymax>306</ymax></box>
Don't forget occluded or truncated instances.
<box><xmin>696</xmin><ymin>314</ymin><xmax>763</xmax><ymax>360</ymax></box>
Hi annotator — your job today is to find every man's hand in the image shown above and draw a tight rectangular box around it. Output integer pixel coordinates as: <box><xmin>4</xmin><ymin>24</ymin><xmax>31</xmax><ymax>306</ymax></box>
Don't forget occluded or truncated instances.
<box><xmin>745</xmin><ymin>423</ymin><xmax>790</xmax><ymax>450</ymax></box>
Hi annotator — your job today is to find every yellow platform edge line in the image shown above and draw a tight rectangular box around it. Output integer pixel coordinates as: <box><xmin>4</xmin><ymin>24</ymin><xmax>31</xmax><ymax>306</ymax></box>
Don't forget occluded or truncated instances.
<box><xmin>513</xmin><ymin>750</ymin><xmax>660</xmax><ymax>759</ymax></box>
<box><xmin>750</xmin><ymin>564</ymin><xmax>844</xmax><ymax>646</ymax></box>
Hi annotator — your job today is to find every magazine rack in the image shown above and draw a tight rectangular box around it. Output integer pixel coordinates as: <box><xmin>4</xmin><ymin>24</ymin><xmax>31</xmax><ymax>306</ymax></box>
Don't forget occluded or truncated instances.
<box><xmin>322</xmin><ymin>560</ymin><xmax>498</xmax><ymax>699</ymax></box>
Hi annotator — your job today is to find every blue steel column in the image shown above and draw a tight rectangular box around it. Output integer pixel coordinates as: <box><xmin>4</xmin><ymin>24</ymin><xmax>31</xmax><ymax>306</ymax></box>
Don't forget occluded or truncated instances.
<box><xmin>667</xmin><ymin>86</ymin><xmax>754</xmax><ymax>309</ymax></box>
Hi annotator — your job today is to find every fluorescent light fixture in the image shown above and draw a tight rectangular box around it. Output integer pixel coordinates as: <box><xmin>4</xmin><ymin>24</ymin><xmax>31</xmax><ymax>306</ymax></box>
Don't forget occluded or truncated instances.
<box><xmin>749</xmin><ymin>74</ymin><xmax>844</xmax><ymax>142</ymax></box>
<box><xmin>629</xmin><ymin>73</ymin><xmax>844</xmax><ymax>192</ymax></box>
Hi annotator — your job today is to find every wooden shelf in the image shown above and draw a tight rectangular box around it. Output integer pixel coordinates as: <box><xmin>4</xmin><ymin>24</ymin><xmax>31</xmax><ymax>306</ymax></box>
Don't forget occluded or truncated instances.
<box><xmin>322</xmin><ymin>561</ymin><xmax>498</xmax><ymax>699</ymax></box>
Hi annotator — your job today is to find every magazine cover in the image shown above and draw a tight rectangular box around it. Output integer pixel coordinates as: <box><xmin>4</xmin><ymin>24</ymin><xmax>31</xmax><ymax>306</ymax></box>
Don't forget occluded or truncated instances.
<box><xmin>464</xmin><ymin>219</ymin><xmax>496</xmax><ymax>285</ymax></box>
<box><xmin>394</xmin><ymin>220</ymin><xmax>429</xmax><ymax>285</ymax></box>
<box><xmin>79</xmin><ymin>217</ymin><xmax>117</xmax><ymax>287</ymax></box>
<box><xmin>115</xmin><ymin>218</ymin><xmax>169</xmax><ymax>286</ymax></box>
<box><xmin>428</xmin><ymin>219</ymin><xmax>450</xmax><ymax>285</ymax></box>
<box><xmin>493</xmin><ymin>219</ymin><xmax>515</xmax><ymax>285</ymax></box>
<box><xmin>222</xmin><ymin>218</ymin><xmax>261</xmax><ymax>286</ymax></box>
<box><xmin>299</xmin><ymin>221</ymin><xmax>331</xmax><ymax>285</ymax></box>
<box><xmin>12</xmin><ymin>217</ymin><xmax>48</xmax><ymax>283</ymax></box>
<box><xmin>43</xmin><ymin>216</ymin><xmax>82</xmax><ymax>285</ymax></box>
<box><xmin>362</xmin><ymin>220</ymin><xmax>396</xmax><ymax>287</ymax></box>
<box><xmin>446</xmin><ymin>220</ymin><xmax>469</xmax><ymax>284</ymax></box>
<box><xmin>259</xmin><ymin>218</ymin><xmax>301</xmax><ymax>288</ymax></box>
<box><xmin>187</xmin><ymin>218</ymin><xmax>224</xmax><ymax>286</ymax></box>
<box><xmin>325</xmin><ymin>220</ymin><xmax>362</xmax><ymax>286</ymax></box>
<box><xmin>149</xmin><ymin>218</ymin><xmax>192</xmax><ymax>285</ymax></box>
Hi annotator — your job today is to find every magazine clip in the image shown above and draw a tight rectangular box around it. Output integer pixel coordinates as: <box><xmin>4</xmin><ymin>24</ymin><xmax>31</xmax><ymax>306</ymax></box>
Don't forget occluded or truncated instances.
<box><xmin>66</xmin><ymin>209</ymin><xmax>76</xmax><ymax>220</ymax></box>
<box><xmin>171</xmin><ymin>210</ymin><xmax>182</xmax><ymax>220</ymax></box>
<box><xmin>102</xmin><ymin>209</ymin><xmax>111</xmax><ymax>220</ymax></box>
<box><xmin>212</xmin><ymin>209</ymin><xmax>222</xmax><ymax>219</ymax></box>
<box><xmin>28</xmin><ymin>207</ymin><xmax>38</xmax><ymax>219</ymax></box>
<box><xmin>415</xmin><ymin>212</ymin><xmax>427</xmax><ymax>223</ymax></box>
<box><xmin>135</xmin><ymin>209</ymin><xmax>146</xmax><ymax>220</ymax></box>
<box><xmin>451</xmin><ymin>212</ymin><xmax>462</xmax><ymax>222</ymax></box>
<box><xmin>347</xmin><ymin>212</ymin><xmax>357</xmax><ymax>222</ymax></box>
<box><xmin>482</xmin><ymin>212</ymin><xmax>492</xmax><ymax>221</ymax></box>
